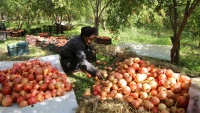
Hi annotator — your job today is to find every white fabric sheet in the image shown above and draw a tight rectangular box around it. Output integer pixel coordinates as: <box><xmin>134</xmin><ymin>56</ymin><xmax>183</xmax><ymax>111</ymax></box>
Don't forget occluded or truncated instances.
<box><xmin>117</xmin><ymin>42</ymin><xmax>172</xmax><ymax>61</ymax></box>
<box><xmin>0</xmin><ymin>54</ymin><xmax>78</xmax><ymax>113</ymax></box>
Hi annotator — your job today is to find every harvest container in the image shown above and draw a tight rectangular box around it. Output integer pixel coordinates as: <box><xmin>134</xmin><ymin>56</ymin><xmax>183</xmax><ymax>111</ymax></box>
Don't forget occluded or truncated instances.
<box><xmin>17</xmin><ymin>41</ymin><xmax>29</xmax><ymax>55</ymax></box>
<box><xmin>95</xmin><ymin>36</ymin><xmax>112</xmax><ymax>45</ymax></box>
<box><xmin>47</xmin><ymin>43</ymin><xmax>54</xmax><ymax>51</ymax></box>
<box><xmin>7</xmin><ymin>44</ymin><xmax>18</xmax><ymax>56</ymax></box>
<box><xmin>39</xmin><ymin>32</ymin><xmax>50</xmax><ymax>37</ymax></box>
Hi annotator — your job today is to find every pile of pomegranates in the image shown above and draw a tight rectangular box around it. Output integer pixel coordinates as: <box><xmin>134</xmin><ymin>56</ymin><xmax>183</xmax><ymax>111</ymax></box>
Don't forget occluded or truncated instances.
<box><xmin>0</xmin><ymin>59</ymin><xmax>72</xmax><ymax>108</ymax></box>
<box><xmin>84</xmin><ymin>57</ymin><xmax>191</xmax><ymax>113</ymax></box>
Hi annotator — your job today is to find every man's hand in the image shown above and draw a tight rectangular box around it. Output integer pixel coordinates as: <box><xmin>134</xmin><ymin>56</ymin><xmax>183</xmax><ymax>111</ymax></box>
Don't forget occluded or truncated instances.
<box><xmin>96</xmin><ymin>70</ymin><xmax>104</xmax><ymax>80</ymax></box>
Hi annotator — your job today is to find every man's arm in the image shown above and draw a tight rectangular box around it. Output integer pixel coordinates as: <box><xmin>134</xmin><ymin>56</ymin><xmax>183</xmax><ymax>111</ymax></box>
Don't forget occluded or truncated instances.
<box><xmin>75</xmin><ymin>45</ymin><xmax>98</xmax><ymax>77</ymax></box>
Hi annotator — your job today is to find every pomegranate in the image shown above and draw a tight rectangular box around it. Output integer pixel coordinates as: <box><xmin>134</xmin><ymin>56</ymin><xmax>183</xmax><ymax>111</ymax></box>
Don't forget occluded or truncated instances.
<box><xmin>18</xmin><ymin>100</ymin><xmax>28</xmax><ymax>108</ymax></box>
<box><xmin>158</xmin><ymin>103</ymin><xmax>167</xmax><ymax>111</ymax></box>
<box><xmin>2</xmin><ymin>87</ymin><xmax>11</xmax><ymax>95</ymax></box>
<box><xmin>150</xmin><ymin>96</ymin><xmax>160</xmax><ymax>106</ymax></box>
<box><xmin>144</xmin><ymin>100</ymin><xmax>154</xmax><ymax>110</ymax></box>
<box><xmin>2</xmin><ymin>95</ymin><xmax>12</xmax><ymax>107</ymax></box>
<box><xmin>177</xmin><ymin>96</ymin><xmax>189</xmax><ymax>108</ymax></box>
<box><xmin>27</xmin><ymin>96</ymin><xmax>37</xmax><ymax>105</ymax></box>
<box><xmin>118</xmin><ymin>79</ymin><xmax>127</xmax><ymax>88</ymax></box>
<box><xmin>158</xmin><ymin>91</ymin><xmax>167</xmax><ymax>100</ymax></box>
<box><xmin>131</xmin><ymin>99</ymin><xmax>140</xmax><ymax>108</ymax></box>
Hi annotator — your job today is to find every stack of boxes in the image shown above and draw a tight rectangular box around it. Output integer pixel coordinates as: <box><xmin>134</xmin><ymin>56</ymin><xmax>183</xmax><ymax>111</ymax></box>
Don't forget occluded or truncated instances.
<box><xmin>7</xmin><ymin>41</ymin><xmax>29</xmax><ymax>56</ymax></box>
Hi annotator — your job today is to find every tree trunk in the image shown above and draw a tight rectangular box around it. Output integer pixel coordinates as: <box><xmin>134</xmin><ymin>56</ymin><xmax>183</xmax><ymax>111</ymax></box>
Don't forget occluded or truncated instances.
<box><xmin>94</xmin><ymin>0</ymin><xmax>100</xmax><ymax>35</ymax></box>
<box><xmin>170</xmin><ymin>0</ymin><xmax>178</xmax><ymax>63</ymax></box>
<box><xmin>95</xmin><ymin>16</ymin><xmax>99</xmax><ymax>35</ymax></box>
<box><xmin>170</xmin><ymin>35</ymin><xmax>180</xmax><ymax>63</ymax></box>
<box><xmin>170</xmin><ymin>0</ymin><xmax>200</xmax><ymax>63</ymax></box>
<box><xmin>99</xmin><ymin>19</ymin><xmax>106</xmax><ymax>30</ymax></box>
<box><xmin>26</xmin><ymin>18</ymin><xmax>32</xmax><ymax>28</ymax></box>
<box><xmin>58</xmin><ymin>15</ymin><xmax>64</xmax><ymax>34</ymax></box>
<box><xmin>55</xmin><ymin>22</ymin><xmax>62</xmax><ymax>34</ymax></box>
<box><xmin>103</xmin><ymin>21</ymin><xmax>106</xmax><ymax>30</ymax></box>
<box><xmin>17</xmin><ymin>19</ymin><xmax>23</xmax><ymax>30</ymax></box>
<box><xmin>1</xmin><ymin>13</ymin><xmax>4</xmax><ymax>20</ymax></box>
<box><xmin>37</xmin><ymin>14</ymin><xmax>41</xmax><ymax>24</ymax></box>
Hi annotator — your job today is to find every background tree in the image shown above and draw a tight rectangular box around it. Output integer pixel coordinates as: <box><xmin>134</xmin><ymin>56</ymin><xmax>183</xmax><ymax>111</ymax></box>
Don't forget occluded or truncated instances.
<box><xmin>107</xmin><ymin>0</ymin><xmax>199</xmax><ymax>63</ymax></box>
<box><xmin>106</xmin><ymin>1</ymin><xmax>157</xmax><ymax>31</ymax></box>
<box><xmin>0</xmin><ymin>0</ymin><xmax>7</xmax><ymax>21</ymax></box>
<box><xmin>23</xmin><ymin>0</ymin><xmax>40</xmax><ymax>28</ymax></box>
<box><xmin>186</xmin><ymin>5</ymin><xmax>200</xmax><ymax>48</ymax></box>
<box><xmin>81</xmin><ymin>0</ymin><xmax>114</xmax><ymax>35</ymax></box>
<box><xmin>40</xmin><ymin>0</ymin><xmax>78</xmax><ymax>33</ymax></box>
<box><xmin>163</xmin><ymin>0</ymin><xmax>200</xmax><ymax>63</ymax></box>
<box><xmin>0</xmin><ymin>0</ymin><xmax>40</xmax><ymax>29</ymax></box>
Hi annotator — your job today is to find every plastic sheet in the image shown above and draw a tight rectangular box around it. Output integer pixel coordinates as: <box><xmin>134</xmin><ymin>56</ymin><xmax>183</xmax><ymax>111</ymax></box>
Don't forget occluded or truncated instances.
<box><xmin>117</xmin><ymin>42</ymin><xmax>172</xmax><ymax>61</ymax></box>
<box><xmin>187</xmin><ymin>78</ymin><xmax>200</xmax><ymax>113</ymax></box>
<box><xmin>0</xmin><ymin>54</ymin><xmax>78</xmax><ymax>113</ymax></box>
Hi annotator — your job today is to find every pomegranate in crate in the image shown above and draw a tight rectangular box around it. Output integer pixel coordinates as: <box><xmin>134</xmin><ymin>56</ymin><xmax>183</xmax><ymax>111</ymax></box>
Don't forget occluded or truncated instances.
<box><xmin>95</xmin><ymin>36</ymin><xmax>111</xmax><ymax>45</ymax></box>
<box><xmin>39</xmin><ymin>32</ymin><xmax>50</xmax><ymax>37</ymax></box>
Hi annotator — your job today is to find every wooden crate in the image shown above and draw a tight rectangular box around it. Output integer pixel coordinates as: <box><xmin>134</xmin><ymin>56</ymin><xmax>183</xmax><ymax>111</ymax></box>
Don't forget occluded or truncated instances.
<box><xmin>39</xmin><ymin>32</ymin><xmax>50</xmax><ymax>37</ymax></box>
<box><xmin>95</xmin><ymin>36</ymin><xmax>111</xmax><ymax>45</ymax></box>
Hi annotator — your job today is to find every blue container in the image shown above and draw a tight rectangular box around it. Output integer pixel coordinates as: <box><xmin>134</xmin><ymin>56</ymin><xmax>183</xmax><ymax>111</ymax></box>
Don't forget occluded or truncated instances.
<box><xmin>7</xmin><ymin>44</ymin><xmax>18</xmax><ymax>56</ymax></box>
<box><xmin>17</xmin><ymin>41</ymin><xmax>29</xmax><ymax>55</ymax></box>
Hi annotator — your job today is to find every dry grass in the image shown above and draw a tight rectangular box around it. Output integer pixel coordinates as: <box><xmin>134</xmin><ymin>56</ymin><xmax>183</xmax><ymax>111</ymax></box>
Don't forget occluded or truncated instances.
<box><xmin>75</xmin><ymin>96</ymin><xmax>136</xmax><ymax>113</ymax></box>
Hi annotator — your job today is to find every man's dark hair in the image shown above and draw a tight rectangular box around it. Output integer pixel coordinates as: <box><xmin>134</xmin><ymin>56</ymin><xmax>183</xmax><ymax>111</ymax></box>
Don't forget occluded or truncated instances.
<box><xmin>81</xmin><ymin>26</ymin><xmax>97</xmax><ymax>38</ymax></box>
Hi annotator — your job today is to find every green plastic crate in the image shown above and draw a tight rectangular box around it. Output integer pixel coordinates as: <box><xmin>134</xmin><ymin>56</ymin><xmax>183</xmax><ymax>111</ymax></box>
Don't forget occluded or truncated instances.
<box><xmin>7</xmin><ymin>44</ymin><xmax>18</xmax><ymax>56</ymax></box>
<box><xmin>17</xmin><ymin>41</ymin><xmax>29</xmax><ymax>55</ymax></box>
<box><xmin>48</xmin><ymin>43</ymin><xmax>55</xmax><ymax>51</ymax></box>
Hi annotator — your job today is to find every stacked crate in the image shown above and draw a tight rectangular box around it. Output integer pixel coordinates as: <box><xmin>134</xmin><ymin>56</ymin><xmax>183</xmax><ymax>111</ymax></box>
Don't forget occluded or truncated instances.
<box><xmin>7</xmin><ymin>44</ymin><xmax>18</xmax><ymax>56</ymax></box>
<box><xmin>95</xmin><ymin>36</ymin><xmax>112</xmax><ymax>45</ymax></box>
<box><xmin>17</xmin><ymin>41</ymin><xmax>29</xmax><ymax>55</ymax></box>
<box><xmin>7</xmin><ymin>41</ymin><xmax>29</xmax><ymax>56</ymax></box>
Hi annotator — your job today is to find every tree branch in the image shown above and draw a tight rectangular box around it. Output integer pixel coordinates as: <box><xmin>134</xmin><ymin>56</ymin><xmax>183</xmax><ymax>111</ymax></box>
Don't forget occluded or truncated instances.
<box><xmin>90</xmin><ymin>0</ymin><xmax>96</xmax><ymax>14</ymax></box>
<box><xmin>169</xmin><ymin>4</ymin><xmax>175</xmax><ymax>32</ymax></box>
<box><xmin>81</xmin><ymin>1</ymin><xmax>93</xmax><ymax>17</ymax></box>
<box><xmin>177</xmin><ymin>0</ymin><xmax>200</xmax><ymax>41</ymax></box>
<box><xmin>189</xmin><ymin>0</ymin><xmax>200</xmax><ymax>14</ymax></box>
<box><xmin>99</xmin><ymin>0</ymin><xmax>113</xmax><ymax>18</ymax></box>
<box><xmin>184</xmin><ymin>0</ymin><xmax>190</xmax><ymax>15</ymax></box>
<box><xmin>96</xmin><ymin>0</ymin><xmax>100</xmax><ymax>17</ymax></box>
<box><xmin>173</xmin><ymin>0</ymin><xmax>178</xmax><ymax>35</ymax></box>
